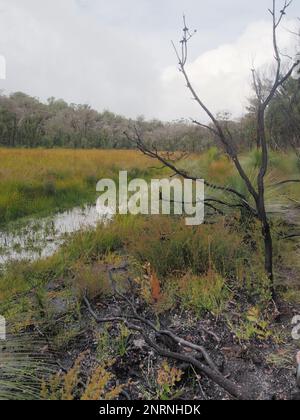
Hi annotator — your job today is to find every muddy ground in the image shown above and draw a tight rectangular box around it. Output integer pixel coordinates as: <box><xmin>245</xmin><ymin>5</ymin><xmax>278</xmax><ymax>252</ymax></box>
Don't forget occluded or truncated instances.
<box><xmin>50</xmin><ymin>267</ymin><xmax>300</xmax><ymax>401</ymax></box>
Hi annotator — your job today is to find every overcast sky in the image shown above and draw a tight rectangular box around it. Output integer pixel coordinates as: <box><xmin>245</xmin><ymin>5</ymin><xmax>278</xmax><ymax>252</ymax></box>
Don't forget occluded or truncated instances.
<box><xmin>0</xmin><ymin>0</ymin><xmax>299</xmax><ymax>121</ymax></box>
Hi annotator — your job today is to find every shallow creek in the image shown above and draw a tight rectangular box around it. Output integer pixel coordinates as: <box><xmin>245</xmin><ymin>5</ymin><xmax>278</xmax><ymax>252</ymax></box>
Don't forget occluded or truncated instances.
<box><xmin>0</xmin><ymin>205</ymin><xmax>112</xmax><ymax>265</ymax></box>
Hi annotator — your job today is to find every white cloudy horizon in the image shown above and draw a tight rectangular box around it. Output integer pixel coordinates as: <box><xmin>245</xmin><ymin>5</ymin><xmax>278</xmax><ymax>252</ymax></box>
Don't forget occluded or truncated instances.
<box><xmin>0</xmin><ymin>0</ymin><xmax>299</xmax><ymax>122</ymax></box>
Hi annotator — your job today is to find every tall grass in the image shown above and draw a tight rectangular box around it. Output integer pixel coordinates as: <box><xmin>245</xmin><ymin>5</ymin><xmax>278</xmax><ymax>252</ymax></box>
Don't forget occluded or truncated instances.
<box><xmin>1</xmin><ymin>148</ymin><xmax>299</xmax><ymax>224</ymax></box>
<box><xmin>0</xmin><ymin>332</ymin><xmax>56</xmax><ymax>400</ymax></box>
<box><xmin>0</xmin><ymin>149</ymin><xmax>157</xmax><ymax>224</ymax></box>
<box><xmin>180</xmin><ymin>148</ymin><xmax>300</xmax><ymax>208</ymax></box>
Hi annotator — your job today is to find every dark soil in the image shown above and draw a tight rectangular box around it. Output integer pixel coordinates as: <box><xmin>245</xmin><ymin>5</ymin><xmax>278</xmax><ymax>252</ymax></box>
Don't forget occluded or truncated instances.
<box><xmin>51</xmin><ymin>275</ymin><xmax>300</xmax><ymax>401</ymax></box>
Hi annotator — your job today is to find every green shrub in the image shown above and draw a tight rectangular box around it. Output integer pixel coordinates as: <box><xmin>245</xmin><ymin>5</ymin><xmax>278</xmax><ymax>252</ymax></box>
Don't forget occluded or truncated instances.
<box><xmin>179</xmin><ymin>270</ymin><xmax>230</xmax><ymax>315</ymax></box>
<box><xmin>85</xmin><ymin>174</ymin><xmax>98</xmax><ymax>187</ymax></box>
<box><xmin>206</xmin><ymin>146</ymin><xmax>221</xmax><ymax>163</ymax></box>
<box><xmin>126</xmin><ymin>216</ymin><xmax>247</xmax><ymax>279</ymax></box>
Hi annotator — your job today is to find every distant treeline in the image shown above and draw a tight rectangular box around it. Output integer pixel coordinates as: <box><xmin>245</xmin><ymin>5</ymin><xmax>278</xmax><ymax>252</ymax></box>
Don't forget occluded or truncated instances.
<box><xmin>0</xmin><ymin>78</ymin><xmax>299</xmax><ymax>151</ymax></box>
<box><xmin>0</xmin><ymin>92</ymin><xmax>213</xmax><ymax>152</ymax></box>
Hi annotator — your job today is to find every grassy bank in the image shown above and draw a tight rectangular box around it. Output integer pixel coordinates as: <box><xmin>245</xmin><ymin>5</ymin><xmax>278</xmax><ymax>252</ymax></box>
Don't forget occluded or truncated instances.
<box><xmin>1</xmin><ymin>212</ymin><xmax>299</xmax><ymax>399</ymax></box>
<box><xmin>2</xmin><ymin>212</ymin><xmax>297</xmax><ymax>324</ymax></box>
<box><xmin>0</xmin><ymin>148</ymin><xmax>300</xmax><ymax>400</ymax></box>
<box><xmin>0</xmin><ymin>149</ymin><xmax>159</xmax><ymax>225</ymax></box>
<box><xmin>1</xmin><ymin>148</ymin><xmax>299</xmax><ymax>226</ymax></box>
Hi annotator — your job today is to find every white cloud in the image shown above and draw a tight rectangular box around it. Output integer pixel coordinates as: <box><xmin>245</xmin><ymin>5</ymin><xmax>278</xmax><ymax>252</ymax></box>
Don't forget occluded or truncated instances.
<box><xmin>0</xmin><ymin>1</ymin><xmax>299</xmax><ymax>120</ymax></box>
<box><xmin>0</xmin><ymin>55</ymin><xmax>6</xmax><ymax>80</ymax></box>
<box><xmin>160</xmin><ymin>19</ymin><xmax>299</xmax><ymax>121</ymax></box>
<box><xmin>0</xmin><ymin>0</ymin><xmax>163</xmax><ymax>117</ymax></box>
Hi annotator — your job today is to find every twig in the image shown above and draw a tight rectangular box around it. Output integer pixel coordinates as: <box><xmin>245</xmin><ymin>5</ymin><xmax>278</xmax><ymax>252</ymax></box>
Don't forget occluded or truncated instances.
<box><xmin>201</xmin><ymin>326</ymin><xmax>221</xmax><ymax>344</ymax></box>
<box><xmin>124</xmin><ymin>130</ymin><xmax>254</xmax><ymax>209</ymax></box>
<box><xmin>191</xmin><ymin>365</ymin><xmax>207</xmax><ymax>400</ymax></box>
<box><xmin>280</xmin><ymin>232</ymin><xmax>300</xmax><ymax>240</ymax></box>
<box><xmin>83</xmin><ymin>270</ymin><xmax>252</xmax><ymax>400</ymax></box>
<box><xmin>268</xmin><ymin>179</ymin><xmax>300</xmax><ymax>188</ymax></box>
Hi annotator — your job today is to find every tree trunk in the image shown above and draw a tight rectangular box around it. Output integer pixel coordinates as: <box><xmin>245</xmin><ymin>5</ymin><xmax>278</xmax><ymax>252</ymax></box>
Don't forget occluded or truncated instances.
<box><xmin>262</xmin><ymin>217</ymin><xmax>275</xmax><ymax>299</ymax></box>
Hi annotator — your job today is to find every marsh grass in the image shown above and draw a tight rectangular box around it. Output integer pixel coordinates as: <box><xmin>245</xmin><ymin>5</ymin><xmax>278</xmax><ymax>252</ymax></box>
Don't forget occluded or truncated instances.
<box><xmin>126</xmin><ymin>216</ymin><xmax>249</xmax><ymax>279</ymax></box>
<box><xmin>179</xmin><ymin>148</ymin><xmax>300</xmax><ymax>209</ymax></box>
<box><xmin>179</xmin><ymin>269</ymin><xmax>230</xmax><ymax>316</ymax></box>
<box><xmin>0</xmin><ymin>148</ymin><xmax>158</xmax><ymax>224</ymax></box>
<box><xmin>1</xmin><ymin>148</ymin><xmax>300</xmax><ymax>400</ymax></box>
<box><xmin>1</xmin><ymin>204</ymin><xmax>298</xmax><ymax>330</ymax></box>
<box><xmin>1</xmin><ymin>148</ymin><xmax>299</xmax><ymax>225</ymax></box>
<box><xmin>0</xmin><ymin>331</ymin><xmax>56</xmax><ymax>400</ymax></box>
<box><xmin>0</xmin><ymin>210</ymin><xmax>299</xmax><ymax>399</ymax></box>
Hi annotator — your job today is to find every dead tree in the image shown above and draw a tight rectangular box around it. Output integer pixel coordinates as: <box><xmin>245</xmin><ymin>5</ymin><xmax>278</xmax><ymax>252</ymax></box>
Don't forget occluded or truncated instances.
<box><xmin>127</xmin><ymin>0</ymin><xmax>300</xmax><ymax>299</ymax></box>
<box><xmin>84</xmin><ymin>267</ymin><xmax>252</xmax><ymax>400</ymax></box>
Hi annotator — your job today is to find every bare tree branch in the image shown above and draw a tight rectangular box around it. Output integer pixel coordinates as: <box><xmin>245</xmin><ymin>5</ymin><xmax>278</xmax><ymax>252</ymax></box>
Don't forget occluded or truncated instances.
<box><xmin>124</xmin><ymin>130</ymin><xmax>251</xmax><ymax>204</ymax></box>
<box><xmin>252</xmin><ymin>0</ymin><xmax>299</xmax><ymax>294</ymax></box>
<box><xmin>83</xmin><ymin>268</ymin><xmax>252</xmax><ymax>400</ymax></box>
<box><xmin>127</xmin><ymin>0</ymin><xmax>299</xmax><ymax>299</ymax></box>
<box><xmin>191</xmin><ymin>119</ymin><xmax>219</xmax><ymax>136</ymax></box>
<box><xmin>268</xmin><ymin>178</ymin><xmax>300</xmax><ymax>188</ymax></box>
<box><xmin>173</xmin><ymin>21</ymin><xmax>259</xmax><ymax>203</ymax></box>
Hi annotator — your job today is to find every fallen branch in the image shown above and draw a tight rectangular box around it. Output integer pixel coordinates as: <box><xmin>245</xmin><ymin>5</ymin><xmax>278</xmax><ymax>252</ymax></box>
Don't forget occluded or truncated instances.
<box><xmin>268</xmin><ymin>179</ymin><xmax>300</xmax><ymax>188</ymax></box>
<box><xmin>124</xmin><ymin>130</ymin><xmax>250</xmax><ymax>204</ymax></box>
<box><xmin>83</xmin><ymin>269</ymin><xmax>252</xmax><ymax>400</ymax></box>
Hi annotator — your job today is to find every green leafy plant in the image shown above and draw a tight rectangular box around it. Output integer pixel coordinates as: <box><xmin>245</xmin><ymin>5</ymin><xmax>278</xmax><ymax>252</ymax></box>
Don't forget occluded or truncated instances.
<box><xmin>156</xmin><ymin>360</ymin><xmax>183</xmax><ymax>400</ymax></box>
<box><xmin>229</xmin><ymin>307</ymin><xmax>272</xmax><ymax>342</ymax></box>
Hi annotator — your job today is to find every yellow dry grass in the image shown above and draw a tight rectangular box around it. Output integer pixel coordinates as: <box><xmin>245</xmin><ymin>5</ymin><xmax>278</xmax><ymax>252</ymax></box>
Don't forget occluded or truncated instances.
<box><xmin>0</xmin><ymin>148</ymin><xmax>157</xmax><ymax>223</ymax></box>
<box><xmin>0</xmin><ymin>148</ymin><xmax>154</xmax><ymax>183</ymax></box>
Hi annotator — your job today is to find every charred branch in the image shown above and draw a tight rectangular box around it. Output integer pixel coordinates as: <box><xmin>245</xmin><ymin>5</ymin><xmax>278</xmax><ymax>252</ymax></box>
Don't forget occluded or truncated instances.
<box><xmin>83</xmin><ymin>269</ymin><xmax>252</xmax><ymax>400</ymax></box>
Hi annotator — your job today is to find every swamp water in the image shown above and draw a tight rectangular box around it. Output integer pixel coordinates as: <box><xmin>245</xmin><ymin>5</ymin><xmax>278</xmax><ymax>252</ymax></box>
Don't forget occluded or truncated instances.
<box><xmin>0</xmin><ymin>205</ymin><xmax>112</xmax><ymax>264</ymax></box>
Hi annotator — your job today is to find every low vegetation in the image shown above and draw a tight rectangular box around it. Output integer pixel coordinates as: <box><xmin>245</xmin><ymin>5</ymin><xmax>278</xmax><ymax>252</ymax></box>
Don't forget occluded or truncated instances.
<box><xmin>1</xmin><ymin>0</ymin><xmax>300</xmax><ymax>402</ymax></box>
<box><xmin>1</xmin><ymin>2</ymin><xmax>300</xmax><ymax>399</ymax></box>
<box><xmin>0</xmin><ymin>190</ymin><xmax>299</xmax><ymax>399</ymax></box>
<box><xmin>0</xmin><ymin>148</ymin><xmax>160</xmax><ymax>224</ymax></box>
<box><xmin>0</xmin><ymin>145</ymin><xmax>299</xmax><ymax>399</ymax></box>
<box><xmin>0</xmin><ymin>147</ymin><xmax>299</xmax><ymax>226</ymax></box>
